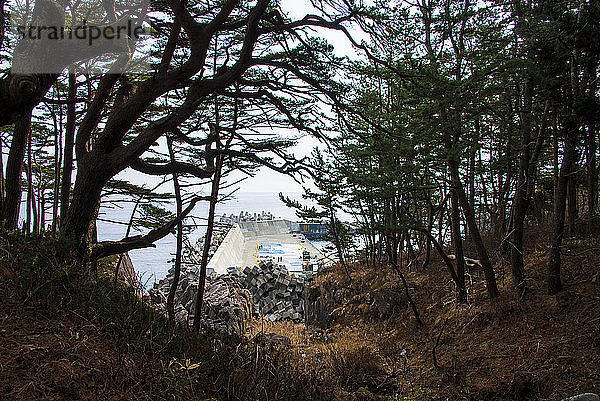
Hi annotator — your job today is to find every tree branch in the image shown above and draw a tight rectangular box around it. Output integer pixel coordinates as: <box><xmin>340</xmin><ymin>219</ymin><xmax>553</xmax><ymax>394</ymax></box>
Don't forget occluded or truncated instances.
<box><xmin>130</xmin><ymin>157</ymin><xmax>215</xmax><ymax>178</ymax></box>
<box><xmin>90</xmin><ymin>196</ymin><xmax>208</xmax><ymax>260</ymax></box>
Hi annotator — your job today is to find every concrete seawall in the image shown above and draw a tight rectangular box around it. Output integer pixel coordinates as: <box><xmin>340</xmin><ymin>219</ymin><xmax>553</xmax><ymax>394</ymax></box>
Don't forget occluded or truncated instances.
<box><xmin>207</xmin><ymin>224</ymin><xmax>245</xmax><ymax>275</ymax></box>
<box><xmin>238</xmin><ymin>220</ymin><xmax>291</xmax><ymax>238</ymax></box>
<box><xmin>207</xmin><ymin>220</ymin><xmax>327</xmax><ymax>275</ymax></box>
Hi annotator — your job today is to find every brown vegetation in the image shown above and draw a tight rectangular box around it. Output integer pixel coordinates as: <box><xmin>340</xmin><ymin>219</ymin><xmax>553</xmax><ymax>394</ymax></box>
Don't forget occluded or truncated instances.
<box><xmin>0</xmin><ymin>228</ymin><xmax>599</xmax><ymax>400</ymax></box>
<box><xmin>264</xmin><ymin>230</ymin><xmax>600</xmax><ymax>400</ymax></box>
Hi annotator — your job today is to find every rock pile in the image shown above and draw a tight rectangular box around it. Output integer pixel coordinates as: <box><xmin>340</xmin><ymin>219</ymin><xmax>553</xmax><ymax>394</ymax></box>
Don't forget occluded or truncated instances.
<box><xmin>239</xmin><ymin>261</ymin><xmax>313</xmax><ymax>322</ymax></box>
<box><xmin>148</xmin><ymin>260</ymin><xmax>313</xmax><ymax>338</ymax></box>
<box><xmin>198</xmin><ymin>275</ymin><xmax>253</xmax><ymax>338</ymax></box>
<box><xmin>149</xmin><ymin>268</ymin><xmax>253</xmax><ymax>339</ymax></box>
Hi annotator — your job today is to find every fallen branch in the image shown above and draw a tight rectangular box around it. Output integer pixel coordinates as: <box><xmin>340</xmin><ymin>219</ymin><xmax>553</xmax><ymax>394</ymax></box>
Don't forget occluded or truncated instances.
<box><xmin>413</xmin><ymin>227</ymin><xmax>459</xmax><ymax>285</ymax></box>
<box><xmin>432</xmin><ymin>320</ymin><xmax>446</xmax><ymax>369</ymax></box>
<box><xmin>560</xmin><ymin>247</ymin><xmax>600</xmax><ymax>257</ymax></box>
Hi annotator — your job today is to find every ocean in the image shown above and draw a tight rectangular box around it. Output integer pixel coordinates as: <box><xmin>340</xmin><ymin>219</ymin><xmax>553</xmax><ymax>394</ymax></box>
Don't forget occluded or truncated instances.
<box><xmin>96</xmin><ymin>191</ymin><xmax>304</xmax><ymax>287</ymax></box>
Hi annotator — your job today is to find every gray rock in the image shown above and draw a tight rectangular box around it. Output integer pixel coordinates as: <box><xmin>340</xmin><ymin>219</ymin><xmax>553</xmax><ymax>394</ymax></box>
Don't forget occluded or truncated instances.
<box><xmin>149</xmin><ymin>260</ymin><xmax>311</xmax><ymax>332</ymax></box>
<box><xmin>181</xmin><ymin>283</ymin><xmax>197</xmax><ymax>307</ymax></box>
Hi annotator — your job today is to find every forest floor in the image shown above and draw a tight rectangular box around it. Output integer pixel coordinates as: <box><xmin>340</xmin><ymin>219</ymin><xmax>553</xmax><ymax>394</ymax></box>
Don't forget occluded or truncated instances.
<box><xmin>0</xmin><ymin>228</ymin><xmax>598</xmax><ymax>400</ymax></box>
<box><xmin>262</xmin><ymin>228</ymin><xmax>600</xmax><ymax>400</ymax></box>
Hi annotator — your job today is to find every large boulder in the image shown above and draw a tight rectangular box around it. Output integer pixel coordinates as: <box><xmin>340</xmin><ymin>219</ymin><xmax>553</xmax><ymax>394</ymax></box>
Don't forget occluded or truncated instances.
<box><xmin>196</xmin><ymin>276</ymin><xmax>253</xmax><ymax>339</ymax></box>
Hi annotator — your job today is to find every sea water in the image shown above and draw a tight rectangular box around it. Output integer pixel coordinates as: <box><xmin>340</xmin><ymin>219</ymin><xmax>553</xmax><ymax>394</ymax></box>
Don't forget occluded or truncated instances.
<box><xmin>97</xmin><ymin>191</ymin><xmax>304</xmax><ymax>287</ymax></box>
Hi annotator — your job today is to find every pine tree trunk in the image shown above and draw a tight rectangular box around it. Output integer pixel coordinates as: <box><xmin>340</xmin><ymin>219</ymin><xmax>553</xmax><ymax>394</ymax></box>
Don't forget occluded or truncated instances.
<box><xmin>587</xmin><ymin>121</ymin><xmax>597</xmax><ymax>216</ymax></box>
<box><xmin>2</xmin><ymin>111</ymin><xmax>31</xmax><ymax>229</ymax></box>
<box><xmin>586</xmin><ymin>62</ymin><xmax>598</xmax><ymax>216</ymax></box>
<box><xmin>26</xmin><ymin>128</ymin><xmax>33</xmax><ymax>234</ymax></box>
<box><xmin>422</xmin><ymin>198</ymin><xmax>433</xmax><ymax>269</ymax></box>
<box><xmin>60</xmin><ymin>72</ymin><xmax>76</xmax><ymax>228</ymax></box>
<box><xmin>450</xmin><ymin>187</ymin><xmax>467</xmax><ymax>303</ymax></box>
<box><xmin>548</xmin><ymin>121</ymin><xmax>578</xmax><ymax>295</ymax></box>
<box><xmin>567</xmin><ymin>177</ymin><xmax>578</xmax><ymax>234</ymax></box>
<box><xmin>0</xmin><ymin>135</ymin><xmax>4</xmax><ymax>216</ymax></box>
<box><xmin>60</xmin><ymin>155</ymin><xmax>110</xmax><ymax>257</ymax></box>
<box><xmin>193</xmin><ymin>154</ymin><xmax>223</xmax><ymax>331</ymax></box>
<box><xmin>166</xmin><ymin>138</ymin><xmax>183</xmax><ymax>322</ymax></box>
<box><xmin>449</xmin><ymin>158</ymin><xmax>499</xmax><ymax>298</ymax></box>
<box><xmin>52</xmin><ymin>120</ymin><xmax>61</xmax><ymax>235</ymax></box>
<box><xmin>509</xmin><ymin>78</ymin><xmax>532</xmax><ymax>294</ymax></box>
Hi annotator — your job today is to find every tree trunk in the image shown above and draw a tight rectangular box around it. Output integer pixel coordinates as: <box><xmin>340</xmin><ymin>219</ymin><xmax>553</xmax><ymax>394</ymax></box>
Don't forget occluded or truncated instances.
<box><xmin>193</xmin><ymin>154</ymin><xmax>223</xmax><ymax>331</ymax></box>
<box><xmin>0</xmin><ymin>133</ymin><xmax>4</xmax><ymax>216</ymax></box>
<box><xmin>450</xmin><ymin>187</ymin><xmax>467</xmax><ymax>303</ymax></box>
<box><xmin>52</xmin><ymin>115</ymin><xmax>61</xmax><ymax>235</ymax></box>
<box><xmin>450</xmin><ymin>158</ymin><xmax>499</xmax><ymax>298</ymax></box>
<box><xmin>587</xmin><ymin>121</ymin><xmax>597</xmax><ymax>216</ymax></box>
<box><xmin>40</xmin><ymin>189</ymin><xmax>45</xmax><ymax>231</ymax></box>
<box><xmin>3</xmin><ymin>111</ymin><xmax>31</xmax><ymax>229</ymax></box>
<box><xmin>509</xmin><ymin>77</ymin><xmax>533</xmax><ymax>294</ymax></box>
<box><xmin>389</xmin><ymin>246</ymin><xmax>424</xmax><ymax>327</ymax></box>
<box><xmin>60</xmin><ymin>155</ymin><xmax>111</xmax><ymax>257</ymax></box>
<box><xmin>567</xmin><ymin>176</ymin><xmax>578</xmax><ymax>234</ymax></box>
<box><xmin>586</xmin><ymin>62</ymin><xmax>598</xmax><ymax>217</ymax></box>
<box><xmin>467</xmin><ymin>119</ymin><xmax>478</xmax><ymax>236</ymax></box>
<box><xmin>26</xmin><ymin>127</ymin><xmax>34</xmax><ymax>234</ymax></box>
<box><xmin>422</xmin><ymin>198</ymin><xmax>433</xmax><ymax>269</ymax></box>
<box><xmin>329</xmin><ymin>208</ymin><xmax>351</xmax><ymax>280</ymax></box>
<box><xmin>548</xmin><ymin>121</ymin><xmax>578</xmax><ymax>295</ymax></box>
<box><xmin>60</xmin><ymin>72</ymin><xmax>76</xmax><ymax>228</ymax></box>
<box><xmin>166</xmin><ymin>138</ymin><xmax>183</xmax><ymax>322</ymax></box>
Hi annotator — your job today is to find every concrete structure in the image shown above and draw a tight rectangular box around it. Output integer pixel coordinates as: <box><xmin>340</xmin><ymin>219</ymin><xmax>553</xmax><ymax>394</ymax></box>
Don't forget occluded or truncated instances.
<box><xmin>206</xmin><ymin>224</ymin><xmax>245</xmax><ymax>276</ymax></box>
<box><xmin>208</xmin><ymin>219</ymin><xmax>328</xmax><ymax>275</ymax></box>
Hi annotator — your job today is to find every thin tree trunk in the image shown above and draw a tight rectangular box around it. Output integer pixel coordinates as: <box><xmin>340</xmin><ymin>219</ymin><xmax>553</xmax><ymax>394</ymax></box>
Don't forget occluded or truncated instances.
<box><xmin>567</xmin><ymin>176</ymin><xmax>578</xmax><ymax>234</ymax></box>
<box><xmin>329</xmin><ymin>207</ymin><xmax>352</xmax><ymax>280</ymax></box>
<box><xmin>509</xmin><ymin>77</ymin><xmax>533</xmax><ymax>293</ymax></box>
<box><xmin>548</xmin><ymin>121</ymin><xmax>578</xmax><ymax>295</ymax></box>
<box><xmin>0</xmin><ymin>137</ymin><xmax>4</xmax><ymax>214</ymax></box>
<box><xmin>52</xmin><ymin>106</ymin><xmax>61</xmax><ymax>236</ymax></box>
<box><xmin>26</xmin><ymin>128</ymin><xmax>33</xmax><ymax>234</ymax></box>
<box><xmin>60</xmin><ymin>71</ymin><xmax>76</xmax><ymax>228</ymax></box>
<box><xmin>166</xmin><ymin>138</ymin><xmax>183</xmax><ymax>322</ymax></box>
<box><xmin>587</xmin><ymin>121</ymin><xmax>597</xmax><ymax>216</ymax></box>
<box><xmin>450</xmin><ymin>158</ymin><xmax>499</xmax><ymax>298</ymax></box>
<box><xmin>113</xmin><ymin>179</ymin><xmax>167</xmax><ymax>284</ymax></box>
<box><xmin>467</xmin><ymin>119</ymin><xmax>478</xmax><ymax>237</ymax></box>
<box><xmin>193</xmin><ymin>153</ymin><xmax>223</xmax><ymax>331</ymax></box>
<box><xmin>422</xmin><ymin>198</ymin><xmax>433</xmax><ymax>269</ymax></box>
<box><xmin>450</xmin><ymin>187</ymin><xmax>467</xmax><ymax>303</ymax></box>
<box><xmin>388</xmin><ymin>233</ymin><xmax>423</xmax><ymax>327</ymax></box>
<box><xmin>586</xmin><ymin>63</ymin><xmax>598</xmax><ymax>216</ymax></box>
<box><xmin>3</xmin><ymin>111</ymin><xmax>31</xmax><ymax>229</ymax></box>
<box><xmin>40</xmin><ymin>189</ymin><xmax>45</xmax><ymax>231</ymax></box>
<box><xmin>553</xmin><ymin>129</ymin><xmax>559</xmax><ymax>204</ymax></box>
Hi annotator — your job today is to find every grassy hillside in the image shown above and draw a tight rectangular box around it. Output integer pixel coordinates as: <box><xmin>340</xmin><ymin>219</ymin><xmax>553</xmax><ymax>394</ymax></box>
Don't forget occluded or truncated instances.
<box><xmin>0</xmin><ymin>232</ymin><xmax>320</xmax><ymax>401</ymax></box>
<box><xmin>0</xmin><ymin>229</ymin><xmax>598</xmax><ymax>400</ymax></box>
<box><xmin>263</xmin><ymin>230</ymin><xmax>600</xmax><ymax>400</ymax></box>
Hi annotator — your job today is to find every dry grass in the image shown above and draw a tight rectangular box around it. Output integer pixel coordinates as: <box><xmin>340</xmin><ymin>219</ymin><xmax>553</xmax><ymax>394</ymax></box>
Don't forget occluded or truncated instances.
<box><xmin>1</xmin><ymin>227</ymin><xmax>599</xmax><ymax>400</ymax></box>
<box><xmin>273</xmin><ymin>227</ymin><xmax>600</xmax><ymax>400</ymax></box>
<box><xmin>0</xmin><ymin>231</ymin><xmax>326</xmax><ymax>401</ymax></box>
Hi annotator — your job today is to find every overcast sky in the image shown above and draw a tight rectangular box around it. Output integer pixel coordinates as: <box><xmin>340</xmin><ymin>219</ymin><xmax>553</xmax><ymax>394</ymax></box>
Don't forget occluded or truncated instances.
<box><xmin>231</xmin><ymin>0</ymin><xmax>365</xmax><ymax>193</ymax></box>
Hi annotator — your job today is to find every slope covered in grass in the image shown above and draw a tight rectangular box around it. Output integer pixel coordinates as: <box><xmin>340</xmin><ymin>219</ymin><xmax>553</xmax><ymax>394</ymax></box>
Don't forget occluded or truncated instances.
<box><xmin>0</xmin><ymin>229</ymin><xmax>598</xmax><ymax>400</ymax></box>
<box><xmin>0</xmin><ymin>232</ymin><xmax>322</xmax><ymax>401</ymax></box>
<box><xmin>269</xmin><ymin>230</ymin><xmax>600</xmax><ymax>400</ymax></box>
